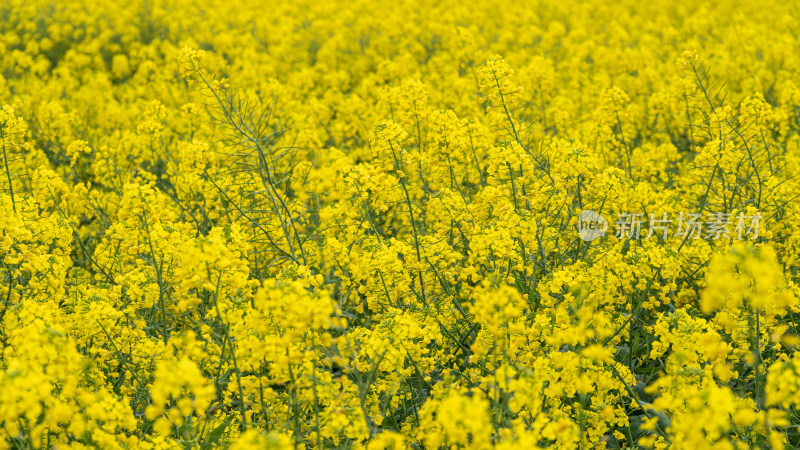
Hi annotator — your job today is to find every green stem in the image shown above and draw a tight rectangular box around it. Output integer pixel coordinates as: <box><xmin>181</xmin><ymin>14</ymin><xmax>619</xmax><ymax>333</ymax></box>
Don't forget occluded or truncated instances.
<box><xmin>1</xmin><ymin>133</ymin><xmax>15</xmax><ymax>213</ymax></box>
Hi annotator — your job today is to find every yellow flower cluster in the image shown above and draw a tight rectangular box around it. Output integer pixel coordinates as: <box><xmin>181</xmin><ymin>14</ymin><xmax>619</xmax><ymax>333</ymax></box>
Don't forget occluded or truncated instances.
<box><xmin>4</xmin><ymin>0</ymin><xmax>800</xmax><ymax>448</ymax></box>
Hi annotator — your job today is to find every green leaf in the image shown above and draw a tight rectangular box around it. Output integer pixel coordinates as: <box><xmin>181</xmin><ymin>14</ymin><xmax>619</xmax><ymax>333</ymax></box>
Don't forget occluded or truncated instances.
<box><xmin>203</xmin><ymin>415</ymin><xmax>234</xmax><ymax>448</ymax></box>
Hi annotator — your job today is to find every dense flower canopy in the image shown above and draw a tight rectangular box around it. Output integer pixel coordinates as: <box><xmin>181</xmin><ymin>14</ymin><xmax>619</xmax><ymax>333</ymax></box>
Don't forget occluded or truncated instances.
<box><xmin>2</xmin><ymin>0</ymin><xmax>800</xmax><ymax>448</ymax></box>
